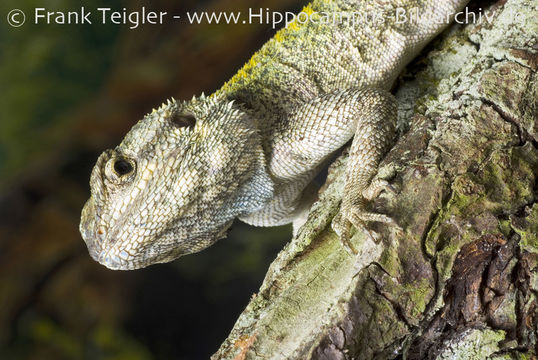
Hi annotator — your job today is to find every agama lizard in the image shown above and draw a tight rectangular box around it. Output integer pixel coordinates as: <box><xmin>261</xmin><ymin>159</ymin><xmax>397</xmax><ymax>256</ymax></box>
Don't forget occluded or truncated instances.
<box><xmin>80</xmin><ymin>0</ymin><xmax>470</xmax><ymax>270</ymax></box>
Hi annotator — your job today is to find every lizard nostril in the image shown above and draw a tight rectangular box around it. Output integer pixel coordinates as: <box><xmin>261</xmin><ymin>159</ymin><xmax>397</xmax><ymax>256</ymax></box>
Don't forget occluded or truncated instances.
<box><xmin>97</xmin><ymin>225</ymin><xmax>107</xmax><ymax>237</ymax></box>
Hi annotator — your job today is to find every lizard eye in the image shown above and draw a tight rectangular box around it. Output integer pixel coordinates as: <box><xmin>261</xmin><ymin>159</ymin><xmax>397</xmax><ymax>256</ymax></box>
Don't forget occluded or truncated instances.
<box><xmin>113</xmin><ymin>158</ymin><xmax>135</xmax><ymax>176</ymax></box>
<box><xmin>103</xmin><ymin>154</ymin><xmax>136</xmax><ymax>185</ymax></box>
<box><xmin>171</xmin><ymin>112</ymin><xmax>196</xmax><ymax>129</ymax></box>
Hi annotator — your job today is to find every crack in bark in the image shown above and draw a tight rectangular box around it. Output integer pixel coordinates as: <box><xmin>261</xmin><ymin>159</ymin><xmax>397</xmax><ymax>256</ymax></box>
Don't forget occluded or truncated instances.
<box><xmin>369</xmin><ymin>264</ymin><xmax>413</xmax><ymax>332</ymax></box>
<box><xmin>480</xmin><ymin>97</ymin><xmax>527</xmax><ymax>146</ymax></box>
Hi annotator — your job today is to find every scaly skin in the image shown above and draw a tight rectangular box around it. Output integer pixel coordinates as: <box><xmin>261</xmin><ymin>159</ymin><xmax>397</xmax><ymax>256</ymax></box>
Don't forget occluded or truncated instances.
<box><xmin>80</xmin><ymin>0</ymin><xmax>470</xmax><ymax>269</ymax></box>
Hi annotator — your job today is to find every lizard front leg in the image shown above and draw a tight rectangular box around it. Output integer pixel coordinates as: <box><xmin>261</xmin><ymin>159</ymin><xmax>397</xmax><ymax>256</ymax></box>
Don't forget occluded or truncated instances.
<box><xmin>268</xmin><ymin>88</ymin><xmax>397</xmax><ymax>250</ymax></box>
<box><xmin>330</xmin><ymin>90</ymin><xmax>398</xmax><ymax>252</ymax></box>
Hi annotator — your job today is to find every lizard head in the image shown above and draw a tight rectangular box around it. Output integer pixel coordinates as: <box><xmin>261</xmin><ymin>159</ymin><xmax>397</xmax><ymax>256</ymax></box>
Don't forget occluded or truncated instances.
<box><xmin>80</xmin><ymin>95</ymin><xmax>273</xmax><ymax>270</ymax></box>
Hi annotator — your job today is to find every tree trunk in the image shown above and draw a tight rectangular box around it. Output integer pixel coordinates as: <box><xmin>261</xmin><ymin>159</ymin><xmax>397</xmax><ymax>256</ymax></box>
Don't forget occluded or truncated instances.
<box><xmin>212</xmin><ymin>0</ymin><xmax>538</xmax><ymax>358</ymax></box>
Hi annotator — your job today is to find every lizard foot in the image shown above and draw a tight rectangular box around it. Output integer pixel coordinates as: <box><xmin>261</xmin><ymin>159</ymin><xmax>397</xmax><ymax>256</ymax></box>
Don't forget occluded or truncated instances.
<box><xmin>332</xmin><ymin>206</ymin><xmax>394</xmax><ymax>255</ymax></box>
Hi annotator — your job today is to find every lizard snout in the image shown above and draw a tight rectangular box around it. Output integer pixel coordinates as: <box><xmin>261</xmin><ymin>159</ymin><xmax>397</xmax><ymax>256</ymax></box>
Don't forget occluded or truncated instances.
<box><xmin>79</xmin><ymin>197</ymin><xmax>109</xmax><ymax>262</ymax></box>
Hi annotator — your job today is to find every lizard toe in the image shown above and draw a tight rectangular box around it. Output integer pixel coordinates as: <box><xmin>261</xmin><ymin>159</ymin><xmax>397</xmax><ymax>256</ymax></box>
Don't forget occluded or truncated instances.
<box><xmin>333</xmin><ymin>200</ymin><xmax>399</xmax><ymax>253</ymax></box>
<box><xmin>331</xmin><ymin>212</ymin><xmax>358</xmax><ymax>254</ymax></box>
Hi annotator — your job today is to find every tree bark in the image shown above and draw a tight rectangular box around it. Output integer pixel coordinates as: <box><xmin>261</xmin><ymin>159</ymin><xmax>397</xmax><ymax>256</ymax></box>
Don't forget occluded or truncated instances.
<box><xmin>213</xmin><ymin>0</ymin><xmax>538</xmax><ymax>358</ymax></box>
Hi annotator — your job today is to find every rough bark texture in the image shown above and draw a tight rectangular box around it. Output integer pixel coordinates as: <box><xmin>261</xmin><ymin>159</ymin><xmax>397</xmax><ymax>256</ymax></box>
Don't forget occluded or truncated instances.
<box><xmin>212</xmin><ymin>0</ymin><xmax>538</xmax><ymax>359</ymax></box>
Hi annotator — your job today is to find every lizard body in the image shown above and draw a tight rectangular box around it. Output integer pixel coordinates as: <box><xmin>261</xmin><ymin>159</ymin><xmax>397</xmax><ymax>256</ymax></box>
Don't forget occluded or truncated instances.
<box><xmin>81</xmin><ymin>0</ymin><xmax>470</xmax><ymax>269</ymax></box>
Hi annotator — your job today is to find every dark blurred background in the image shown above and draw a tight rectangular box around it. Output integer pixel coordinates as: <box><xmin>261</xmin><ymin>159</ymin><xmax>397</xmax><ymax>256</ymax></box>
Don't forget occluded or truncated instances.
<box><xmin>0</xmin><ymin>0</ymin><xmax>301</xmax><ymax>358</ymax></box>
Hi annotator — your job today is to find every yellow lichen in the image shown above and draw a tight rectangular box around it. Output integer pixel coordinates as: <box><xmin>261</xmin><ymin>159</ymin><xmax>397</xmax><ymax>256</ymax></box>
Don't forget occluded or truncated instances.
<box><xmin>218</xmin><ymin>3</ymin><xmax>317</xmax><ymax>94</ymax></box>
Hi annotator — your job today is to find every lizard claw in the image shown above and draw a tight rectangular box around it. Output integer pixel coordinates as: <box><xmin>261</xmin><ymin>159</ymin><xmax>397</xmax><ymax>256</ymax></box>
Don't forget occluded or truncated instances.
<box><xmin>332</xmin><ymin>212</ymin><xmax>358</xmax><ymax>254</ymax></box>
<box><xmin>332</xmin><ymin>205</ymin><xmax>386</xmax><ymax>255</ymax></box>
<box><xmin>332</xmin><ymin>197</ymin><xmax>397</xmax><ymax>255</ymax></box>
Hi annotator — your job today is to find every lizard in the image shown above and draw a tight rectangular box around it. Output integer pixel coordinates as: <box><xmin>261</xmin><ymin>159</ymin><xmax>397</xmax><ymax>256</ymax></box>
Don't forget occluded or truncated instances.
<box><xmin>80</xmin><ymin>0</ymin><xmax>470</xmax><ymax>270</ymax></box>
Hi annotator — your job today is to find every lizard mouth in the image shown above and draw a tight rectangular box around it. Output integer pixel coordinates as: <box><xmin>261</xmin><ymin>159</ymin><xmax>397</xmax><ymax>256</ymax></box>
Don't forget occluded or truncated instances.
<box><xmin>80</xmin><ymin>211</ymin><xmax>134</xmax><ymax>269</ymax></box>
<box><xmin>96</xmin><ymin>252</ymin><xmax>128</xmax><ymax>270</ymax></box>
<box><xmin>96</xmin><ymin>248</ymin><xmax>138</xmax><ymax>270</ymax></box>
<box><xmin>80</xmin><ymin>197</ymin><xmax>138</xmax><ymax>270</ymax></box>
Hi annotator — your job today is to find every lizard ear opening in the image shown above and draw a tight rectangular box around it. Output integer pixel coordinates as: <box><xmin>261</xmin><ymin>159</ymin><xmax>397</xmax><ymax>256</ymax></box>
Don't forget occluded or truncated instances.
<box><xmin>171</xmin><ymin>112</ymin><xmax>196</xmax><ymax>129</ymax></box>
